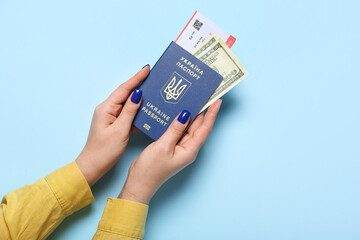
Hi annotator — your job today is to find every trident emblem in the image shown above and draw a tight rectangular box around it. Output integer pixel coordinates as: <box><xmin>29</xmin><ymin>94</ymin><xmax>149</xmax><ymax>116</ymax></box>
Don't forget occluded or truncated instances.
<box><xmin>160</xmin><ymin>72</ymin><xmax>191</xmax><ymax>104</ymax></box>
<box><xmin>164</xmin><ymin>77</ymin><xmax>187</xmax><ymax>100</ymax></box>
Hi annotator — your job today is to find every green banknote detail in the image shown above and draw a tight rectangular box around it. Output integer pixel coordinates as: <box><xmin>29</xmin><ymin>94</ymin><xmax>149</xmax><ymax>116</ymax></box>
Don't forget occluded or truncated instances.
<box><xmin>192</xmin><ymin>33</ymin><xmax>249</xmax><ymax>112</ymax></box>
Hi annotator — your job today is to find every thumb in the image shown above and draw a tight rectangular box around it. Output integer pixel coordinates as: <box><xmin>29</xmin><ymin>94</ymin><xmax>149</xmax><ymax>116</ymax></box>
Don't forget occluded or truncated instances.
<box><xmin>158</xmin><ymin>110</ymin><xmax>191</xmax><ymax>148</ymax></box>
<box><xmin>113</xmin><ymin>89</ymin><xmax>142</xmax><ymax>132</ymax></box>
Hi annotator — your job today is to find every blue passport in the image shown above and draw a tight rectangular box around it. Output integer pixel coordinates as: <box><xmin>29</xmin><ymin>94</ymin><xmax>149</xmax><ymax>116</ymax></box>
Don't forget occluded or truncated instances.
<box><xmin>133</xmin><ymin>41</ymin><xmax>223</xmax><ymax>140</ymax></box>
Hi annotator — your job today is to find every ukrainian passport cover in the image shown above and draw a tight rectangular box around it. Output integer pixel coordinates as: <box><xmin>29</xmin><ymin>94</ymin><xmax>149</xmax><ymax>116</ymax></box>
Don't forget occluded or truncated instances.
<box><xmin>133</xmin><ymin>41</ymin><xmax>223</xmax><ymax>140</ymax></box>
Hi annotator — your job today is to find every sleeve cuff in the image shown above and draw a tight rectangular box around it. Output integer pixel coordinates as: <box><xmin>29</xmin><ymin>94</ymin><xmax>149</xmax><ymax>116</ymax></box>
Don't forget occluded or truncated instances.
<box><xmin>97</xmin><ymin>198</ymin><xmax>149</xmax><ymax>239</ymax></box>
<box><xmin>44</xmin><ymin>161</ymin><xmax>95</xmax><ymax>216</ymax></box>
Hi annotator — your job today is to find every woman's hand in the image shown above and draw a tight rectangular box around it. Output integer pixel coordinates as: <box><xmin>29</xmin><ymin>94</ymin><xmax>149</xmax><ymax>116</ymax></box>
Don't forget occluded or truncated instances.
<box><xmin>76</xmin><ymin>65</ymin><xmax>150</xmax><ymax>186</ymax></box>
<box><xmin>118</xmin><ymin>99</ymin><xmax>222</xmax><ymax>204</ymax></box>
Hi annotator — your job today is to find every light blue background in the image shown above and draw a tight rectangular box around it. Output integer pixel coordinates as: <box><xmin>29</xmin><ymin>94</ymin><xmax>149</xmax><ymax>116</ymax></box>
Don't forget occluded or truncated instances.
<box><xmin>0</xmin><ymin>0</ymin><xmax>359</xmax><ymax>239</ymax></box>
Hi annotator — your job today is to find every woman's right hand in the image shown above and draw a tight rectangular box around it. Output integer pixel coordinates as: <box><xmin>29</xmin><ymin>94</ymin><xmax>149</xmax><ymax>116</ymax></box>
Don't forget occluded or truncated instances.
<box><xmin>118</xmin><ymin>99</ymin><xmax>222</xmax><ymax>204</ymax></box>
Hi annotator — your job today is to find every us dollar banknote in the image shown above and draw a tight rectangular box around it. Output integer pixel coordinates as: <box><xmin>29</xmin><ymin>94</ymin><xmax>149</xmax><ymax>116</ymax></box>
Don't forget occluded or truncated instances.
<box><xmin>192</xmin><ymin>33</ymin><xmax>249</xmax><ymax>112</ymax></box>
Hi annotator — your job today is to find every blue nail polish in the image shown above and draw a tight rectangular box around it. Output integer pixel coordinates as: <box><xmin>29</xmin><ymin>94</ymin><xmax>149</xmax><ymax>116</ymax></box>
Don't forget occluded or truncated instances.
<box><xmin>131</xmin><ymin>89</ymin><xmax>142</xmax><ymax>104</ymax></box>
<box><xmin>177</xmin><ymin>110</ymin><xmax>191</xmax><ymax>124</ymax></box>
<box><xmin>142</xmin><ymin>64</ymin><xmax>149</xmax><ymax>69</ymax></box>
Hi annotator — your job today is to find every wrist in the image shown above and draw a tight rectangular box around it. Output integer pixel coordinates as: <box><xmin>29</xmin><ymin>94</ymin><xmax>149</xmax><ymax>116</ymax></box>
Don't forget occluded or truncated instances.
<box><xmin>118</xmin><ymin>185</ymin><xmax>151</xmax><ymax>205</ymax></box>
<box><xmin>75</xmin><ymin>147</ymin><xmax>104</xmax><ymax>186</ymax></box>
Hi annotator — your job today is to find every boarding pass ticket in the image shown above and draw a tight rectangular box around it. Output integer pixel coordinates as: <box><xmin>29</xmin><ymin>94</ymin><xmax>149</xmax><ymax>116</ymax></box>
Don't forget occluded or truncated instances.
<box><xmin>175</xmin><ymin>11</ymin><xmax>236</xmax><ymax>53</ymax></box>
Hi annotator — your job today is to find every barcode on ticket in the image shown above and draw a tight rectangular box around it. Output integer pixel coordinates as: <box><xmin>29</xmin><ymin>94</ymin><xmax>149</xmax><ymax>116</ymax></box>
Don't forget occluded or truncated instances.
<box><xmin>193</xmin><ymin>19</ymin><xmax>203</xmax><ymax>31</ymax></box>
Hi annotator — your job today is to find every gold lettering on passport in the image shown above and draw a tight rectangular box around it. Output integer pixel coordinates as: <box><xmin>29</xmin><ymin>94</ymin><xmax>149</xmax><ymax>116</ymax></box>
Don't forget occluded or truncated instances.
<box><xmin>175</xmin><ymin>56</ymin><xmax>203</xmax><ymax>80</ymax></box>
<box><xmin>140</xmin><ymin>102</ymin><xmax>171</xmax><ymax>127</ymax></box>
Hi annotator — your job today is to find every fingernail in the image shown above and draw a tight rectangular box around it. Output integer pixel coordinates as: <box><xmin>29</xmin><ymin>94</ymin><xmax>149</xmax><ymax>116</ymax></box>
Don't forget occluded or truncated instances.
<box><xmin>142</xmin><ymin>64</ymin><xmax>149</xmax><ymax>69</ymax></box>
<box><xmin>131</xmin><ymin>89</ymin><xmax>142</xmax><ymax>104</ymax></box>
<box><xmin>177</xmin><ymin>110</ymin><xmax>191</xmax><ymax>124</ymax></box>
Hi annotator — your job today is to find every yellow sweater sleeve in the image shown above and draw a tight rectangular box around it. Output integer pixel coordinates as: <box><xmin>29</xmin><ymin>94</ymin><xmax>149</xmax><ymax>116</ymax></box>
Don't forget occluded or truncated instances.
<box><xmin>92</xmin><ymin>198</ymin><xmax>148</xmax><ymax>240</ymax></box>
<box><xmin>0</xmin><ymin>161</ymin><xmax>94</xmax><ymax>239</ymax></box>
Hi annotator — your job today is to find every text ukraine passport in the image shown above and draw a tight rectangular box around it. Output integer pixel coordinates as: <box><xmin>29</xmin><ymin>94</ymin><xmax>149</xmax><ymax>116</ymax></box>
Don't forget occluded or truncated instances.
<box><xmin>133</xmin><ymin>41</ymin><xmax>223</xmax><ymax>140</ymax></box>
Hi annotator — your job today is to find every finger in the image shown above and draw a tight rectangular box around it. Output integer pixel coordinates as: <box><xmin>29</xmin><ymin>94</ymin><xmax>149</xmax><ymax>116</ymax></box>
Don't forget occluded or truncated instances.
<box><xmin>157</xmin><ymin>110</ymin><xmax>191</xmax><ymax>148</ymax></box>
<box><xmin>113</xmin><ymin>89</ymin><xmax>143</xmax><ymax>131</ymax></box>
<box><xmin>106</xmin><ymin>65</ymin><xmax>150</xmax><ymax>105</ymax></box>
<box><xmin>177</xmin><ymin>113</ymin><xmax>204</xmax><ymax>147</ymax></box>
<box><xmin>193</xmin><ymin>99</ymin><xmax>222</xmax><ymax>148</ymax></box>
<box><xmin>187</xmin><ymin>112</ymin><xmax>204</xmax><ymax>136</ymax></box>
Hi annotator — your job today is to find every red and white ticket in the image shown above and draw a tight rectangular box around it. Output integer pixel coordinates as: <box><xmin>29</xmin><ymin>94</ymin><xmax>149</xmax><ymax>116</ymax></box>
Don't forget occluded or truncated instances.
<box><xmin>175</xmin><ymin>11</ymin><xmax>236</xmax><ymax>53</ymax></box>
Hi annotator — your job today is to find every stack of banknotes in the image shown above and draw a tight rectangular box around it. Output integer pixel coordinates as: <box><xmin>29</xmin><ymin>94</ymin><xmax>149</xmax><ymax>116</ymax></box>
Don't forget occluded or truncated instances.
<box><xmin>175</xmin><ymin>11</ymin><xmax>249</xmax><ymax>112</ymax></box>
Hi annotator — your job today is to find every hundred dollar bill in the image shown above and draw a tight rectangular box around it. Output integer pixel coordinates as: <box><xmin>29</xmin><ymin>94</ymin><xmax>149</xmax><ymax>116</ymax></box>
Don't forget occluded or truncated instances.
<box><xmin>192</xmin><ymin>33</ymin><xmax>249</xmax><ymax>112</ymax></box>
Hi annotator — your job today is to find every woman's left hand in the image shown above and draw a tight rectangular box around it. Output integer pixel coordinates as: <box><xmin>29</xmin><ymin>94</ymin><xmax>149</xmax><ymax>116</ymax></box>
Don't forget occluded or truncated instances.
<box><xmin>118</xmin><ymin>99</ymin><xmax>222</xmax><ymax>204</ymax></box>
<box><xmin>76</xmin><ymin>65</ymin><xmax>150</xmax><ymax>186</ymax></box>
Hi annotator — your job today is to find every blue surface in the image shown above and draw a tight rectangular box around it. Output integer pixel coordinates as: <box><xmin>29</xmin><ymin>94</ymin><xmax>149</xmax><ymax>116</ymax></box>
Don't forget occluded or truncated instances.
<box><xmin>0</xmin><ymin>0</ymin><xmax>359</xmax><ymax>239</ymax></box>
